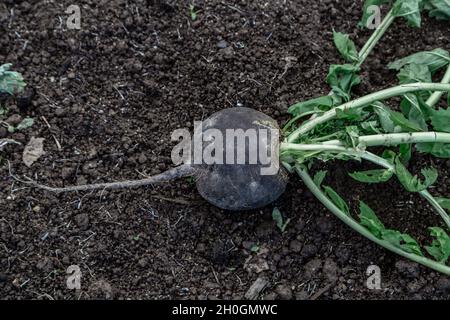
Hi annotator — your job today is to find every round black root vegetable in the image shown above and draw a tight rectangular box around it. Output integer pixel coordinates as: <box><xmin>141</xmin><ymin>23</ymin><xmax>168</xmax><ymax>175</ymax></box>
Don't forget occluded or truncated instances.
<box><xmin>194</xmin><ymin>107</ymin><xmax>288</xmax><ymax>210</ymax></box>
<box><xmin>26</xmin><ymin>107</ymin><xmax>288</xmax><ymax>211</ymax></box>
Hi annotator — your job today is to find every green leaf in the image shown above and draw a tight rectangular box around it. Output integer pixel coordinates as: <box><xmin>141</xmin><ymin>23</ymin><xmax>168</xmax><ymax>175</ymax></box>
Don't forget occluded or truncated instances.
<box><xmin>395</xmin><ymin>157</ymin><xmax>438</xmax><ymax>192</ymax></box>
<box><xmin>397</xmin><ymin>63</ymin><xmax>432</xmax><ymax>84</ymax></box>
<box><xmin>336</xmin><ymin>107</ymin><xmax>368</xmax><ymax>121</ymax></box>
<box><xmin>373</xmin><ymin>103</ymin><xmax>397</xmax><ymax>133</ymax></box>
<box><xmin>359</xmin><ymin>0</ymin><xmax>390</xmax><ymax>28</ymax></box>
<box><xmin>430</xmin><ymin>108</ymin><xmax>450</xmax><ymax>132</ymax></box>
<box><xmin>189</xmin><ymin>4</ymin><xmax>197</xmax><ymax>21</ymax></box>
<box><xmin>436</xmin><ymin>197</ymin><xmax>450</xmax><ymax>211</ymax></box>
<box><xmin>359</xmin><ymin>201</ymin><xmax>424</xmax><ymax>256</ymax></box>
<box><xmin>389</xmin><ymin>110</ymin><xmax>424</xmax><ymax>132</ymax></box>
<box><xmin>423</xmin><ymin>0</ymin><xmax>450</xmax><ymax>21</ymax></box>
<box><xmin>425</xmin><ymin>227</ymin><xmax>450</xmax><ymax>263</ymax></box>
<box><xmin>392</xmin><ymin>0</ymin><xmax>422</xmax><ymax>27</ymax></box>
<box><xmin>272</xmin><ymin>207</ymin><xmax>290</xmax><ymax>233</ymax></box>
<box><xmin>381</xmin><ymin>229</ymin><xmax>423</xmax><ymax>256</ymax></box>
<box><xmin>323</xmin><ymin>186</ymin><xmax>350</xmax><ymax>215</ymax></box>
<box><xmin>326</xmin><ymin>64</ymin><xmax>361</xmax><ymax>102</ymax></box>
<box><xmin>388</xmin><ymin>48</ymin><xmax>450</xmax><ymax>73</ymax></box>
<box><xmin>0</xmin><ymin>64</ymin><xmax>26</xmax><ymax>95</ymax></box>
<box><xmin>313</xmin><ymin>170</ymin><xmax>327</xmax><ymax>187</ymax></box>
<box><xmin>399</xmin><ymin>143</ymin><xmax>412</xmax><ymax>164</ymax></box>
<box><xmin>360</xmin><ymin>120</ymin><xmax>382</xmax><ymax>134</ymax></box>
<box><xmin>400</xmin><ymin>93</ymin><xmax>433</xmax><ymax>123</ymax></box>
<box><xmin>416</xmin><ymin>142</ymin><xmax>450</xmax><ymax>158</ymax></box>
<box><xmin>404</xmin><ymin>104</ymin><xmax>428</xmax><ymax>131</ymax></box>
<box><xmin>382</xmin><ymin>149</ymin><xmax>397</xmax><ymax>164</ymax></box>
<box><xmin>16</xmin><ymin>117</ymin><xmax>34</xmax><ymax>131</ymax></box>
<box><xmin>272</xmin><ymin>207</ymin><xmax>283</xmax><ymax>230</ymax></box>
<box><xmin>288</xmin><ymin>95</ymin><xmax>337</xmax><ymax>116</ymax></box>
<box><xmin>345</xmin><ymin>126</ymin><xmax>360</xmax><ymax>147</ymax></box>
<box><xmin>349</xmin><ymin>169</ymin><xmax>394</xmax><ymax>183</ymax></box>
<box><xmin>359</xmin><ymin>201</ymin><xmax>385</xmax><ymax>238</ymax></box>
<box><xmin>333</xmin><ymin>30</ymin><xmax>358</xmax><ymax>63</ymax></box>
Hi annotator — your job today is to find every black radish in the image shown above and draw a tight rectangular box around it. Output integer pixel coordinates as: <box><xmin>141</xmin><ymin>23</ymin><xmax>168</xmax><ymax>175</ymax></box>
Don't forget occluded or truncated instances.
<box><xmin>30</xmin><ymin>107</ymin><xmax>288</xmax><ymax>211</ymax></box>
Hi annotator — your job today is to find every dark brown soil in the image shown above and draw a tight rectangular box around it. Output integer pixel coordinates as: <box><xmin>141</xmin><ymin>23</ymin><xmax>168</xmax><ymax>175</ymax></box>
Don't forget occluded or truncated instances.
<box><xmin>1</xmin><ymin>0</ymin><xmax>449</xmax><ymax>300</ymax></box>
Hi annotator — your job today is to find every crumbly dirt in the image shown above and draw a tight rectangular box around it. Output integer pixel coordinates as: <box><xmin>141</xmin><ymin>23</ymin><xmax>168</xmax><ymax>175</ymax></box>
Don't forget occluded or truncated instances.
<box><xmin>1</xmin><ymin>0</ymin><xmax>449</xmax><ymax>300</ymax></box>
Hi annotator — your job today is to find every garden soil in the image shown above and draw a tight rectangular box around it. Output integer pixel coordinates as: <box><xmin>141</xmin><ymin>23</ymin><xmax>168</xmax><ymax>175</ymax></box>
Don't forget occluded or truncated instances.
<box><xmin>0</xmin><ymin>0</ymin><xmax>449</xmax><ymax>299</ymax></box>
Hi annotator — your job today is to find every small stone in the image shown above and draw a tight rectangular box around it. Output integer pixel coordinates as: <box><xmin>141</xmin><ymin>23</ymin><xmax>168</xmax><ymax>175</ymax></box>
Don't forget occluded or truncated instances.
<box><xmin>196</xmin><ymin>243</ymin><xmax>206</xmax><ymax>253</ymax></box>
<box><xmin>138</xmin><ymin>154</ymin><xmax>147</xmax><ymax>164</ymax></box>
<box><xmin>12</xmin><ymin>278</ymin><xmax>20</xmax><ymax>288</ymax></box>
<box><xmin>61</xmin><ymin>166</ymin><xmax>74</xmax><ymax>179</ymax></box>
<box><xmin>74</xmin><ymin>213</ymin><xmax>89</xmax><ymax>230</ymax></box>
<box><xmin>32</xmin><ymin>205</ymin><xmax>41</xmax><ymax>213</ymax></box>
<box><xmin>295</xmin><ymin>289</ymin><xmax>310</xmax><ymax>300</ymax></box>
<box><xmin>11</xmin><ymin>132</ymin><xmax>26</xmax><ymax>143</ymax></box>
<box><xmin>275</xmin><ymin>284</ymin><xmax>293</xmax><ymax>300</ymax></box>
<box><xmin>89</xmin><ymin>280</ymin><xmax>115</xmax><ymax>300</ymax></box>
<box><xmin>124</xmin><ymin>16</ymin><xmax>134</xmax><ymax>27</ymax></box>
<box><xmin>36</xmin><ymin>257</ymin><xmax>53</xmax><ymax>272</ymax></box>
<box><xmin>217</xmin><ymin>40</ymin><xmax>228</xmax><ymax>49</ymax></box>
<box><xmin>138</xmin><ymin>258</ymin><xmax>148</xmax><ymax>268</ymax></box>
<box><xmin>6</xmin><ymin>114</ymin><xmax>22</xmax><ymax>126</ymax></box>
<box><xmin>406</xmin><ymin>279</ymin><xmax>424</xmax><ymax>293</ymax></box>
<box><xmin>88</xmin><ymin>148</ymin><xmax>98</xmax><ymax>160</ymax></box>
<box><xmin>67</xmin><ymin>72</ymin><xmax>76</xmax><ymax>79</ymax></box>
<box><xmin>220</xmin><ymin>46</ymin><xmax>234</xmax><ymax>59</ymax></box>
<box><xmin>204</xmin><ymin>281</ymin><xmax>220</xmax><ymax>289</ymax></box>
<box><xmin>21</xmin><ymin>1</ymin><xmax>32</xmax><ymax>11</ymax></box>
<box><xmin>67</xmin><ymin>38</ymin><xmax>77</xmax><ymax>50</ymax></box>
<box><xmin>76</xmin><ymin>176</ymin><xmax>87</xmax><ymax>185</ymax></box>
<box><xmin>0</xmin><ymin>126</ymin><xmax>7</xmax><ymax>138</ymax></box>
<box><xmin>22</xmin><ymin>137</ymin><xmax>45</xmax><ymax>167</ymax></box>
<box><xmin>245</xmin><ymin>256</ymin><xmax>269</xmax><ymax>274</ymax></box>
<box><xmin>82</xmin><ymin>161</ymin><xmax>97</xmax><ymax>174</ymax></box>
<box><xmin>395</xmin><ymin>260</ymin><xmax>420</xmax><ymax>278</ymax></box>
<box><xmin>89</xmin><ymin>97</ymin><xmax>99</xmax><ymax>105</ymax></box>
<box><xmin>303</xmin><ymin>258</ymin><xmax>322</xmax><ymax>280</ymax></box>
<box><xmin>55</xmin><ymin>107</ymin><xmax>66</xmax><ymax>117</ymax></box>
<box><xmin>289</xmin><ymin>240</ymin><xmax>302</xmax><ymax>253</ymax></box>
<box><xmin>263</xmin><ymin>292</ymin><xmax>277</xmax><ymax>300</ymax></box>
<box><xmin>244</xmin><ymin>277</ymin><xmax>268</xmax><ymax>300</ymax></box>
<box><xmin>301</xmin><ymin>244</ymin><xmax>318</xmax><ymax>259</ymax></box>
